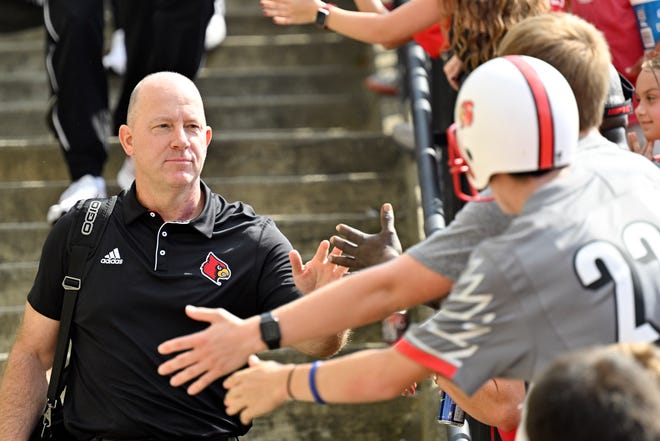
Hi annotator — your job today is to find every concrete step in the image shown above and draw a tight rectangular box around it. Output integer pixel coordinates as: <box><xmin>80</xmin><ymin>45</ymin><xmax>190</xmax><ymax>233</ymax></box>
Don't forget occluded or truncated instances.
<box><xmin>0</xmin><ymin>132</ymin><xmax>403</xmax><ymax>182</ymax></box>
<box><xmin>0</xmin><ymin>31</ymin><xmax>372</xmax><ymax>74</ymax></box>
<box><xmin>0</xmin><ymin>0</ymin><xmax>356</xmax><ymax>37</ymax></box>
<box><xmin>0</xmin><ymin>92</ymin><xmax>380</xmax><ymax>138</ymax></box>
<box><xmin>0</xmin><ymin>210</ymin><xmax>394</xmax><ymax>264</ymax></box>
<box><xmin>0</xmin><ymin>64</ymin><xmax>371</xmax><ymax>102</ymax></box>
<box><xmin>0</xmin><ymin>306</ymin><xmax>23</xmax><ymax>357</ymax></box>
<box><xmin>0</xmin><ymin>172</ymin><xmax>407</xmax><ymax>223</ymax></box>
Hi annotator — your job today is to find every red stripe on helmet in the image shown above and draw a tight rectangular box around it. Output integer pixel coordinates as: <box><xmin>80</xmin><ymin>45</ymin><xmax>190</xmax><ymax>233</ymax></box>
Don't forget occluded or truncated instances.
<box><xmin>504</xmin><ymin>56</ymin><xmax>555</xmax><ymax>170</ymax></box>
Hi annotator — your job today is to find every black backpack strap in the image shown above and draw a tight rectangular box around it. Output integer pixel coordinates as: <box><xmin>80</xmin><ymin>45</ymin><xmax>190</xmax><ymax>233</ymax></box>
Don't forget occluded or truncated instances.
<box><xmin>40</xmin><ymin>196</ymin><xmax>117</xmax><ymax>432</ymax></box>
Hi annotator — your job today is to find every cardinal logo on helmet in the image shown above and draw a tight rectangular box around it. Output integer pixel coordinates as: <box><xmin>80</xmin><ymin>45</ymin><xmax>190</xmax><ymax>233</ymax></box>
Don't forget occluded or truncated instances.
<box><xmin>458</xmin><ymin>100</ymin><xmax>474</xmax><ymax>128</ymax></box>
<box><xmin>200</xmin><ymin>252</ymin><xmax>231</xmax><ymax>286</ymax></box>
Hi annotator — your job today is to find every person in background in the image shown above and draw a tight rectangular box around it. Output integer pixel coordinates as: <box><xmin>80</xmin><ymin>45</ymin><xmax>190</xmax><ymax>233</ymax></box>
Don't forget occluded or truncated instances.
<box><xmin>525</xmin><ymin>343</ymin><xmax>660</xmax><ymax>441</ymax></box>
<box><xmin>628</xmin><ymin>54</ymin><xmax>660</xmax><ymax>163</ymax></box>
<box><xmin>44</xmin><ymin>0</ymin><xmax>215</xmax><ymax>224</ymax></box>
<box><xmin>259</xmin><ymin>0</ymin><xmax>548</xmax><ymax>89</ymax></box>
<box><xmin>599</xmin><ymin>64</ymin><xmax>634</xmax><ymax>149</ymax></box>
<box><xmin>569</xmin><ymin>0</ymin><xmax>648</xmax><ymax>146</ymax></box>
<box><xmin>103</xmin><ymin>0</ymin><xmax>227</xmax><ymax>76</ymax></box>
<box><xmin>0</xmin><ymin>71</ymin><xmax>348</xmax><ymax>440</ymax></box>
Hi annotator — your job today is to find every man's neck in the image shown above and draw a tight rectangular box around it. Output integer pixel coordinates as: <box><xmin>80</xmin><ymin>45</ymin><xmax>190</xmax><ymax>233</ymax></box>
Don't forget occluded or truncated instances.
<box><xmin>135</xmin><ymin>181</ymin><xmax>205</xmax><ymax>222</ymax></box>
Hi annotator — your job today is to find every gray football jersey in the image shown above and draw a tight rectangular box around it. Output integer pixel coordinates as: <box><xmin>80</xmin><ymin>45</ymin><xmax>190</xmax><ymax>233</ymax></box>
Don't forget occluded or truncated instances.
<box><xmin>397</xmin><ymin>147</ymin><xmax>660</xmax><ymax>395</ymax></box>
<box><xmin>406</xmin><ymin>131</ymin><xmax>622</xmax><ymax>282</ymax></box>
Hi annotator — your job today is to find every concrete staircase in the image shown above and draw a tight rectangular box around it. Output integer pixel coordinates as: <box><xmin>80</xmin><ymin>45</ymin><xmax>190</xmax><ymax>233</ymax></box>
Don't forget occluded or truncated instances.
<box><xmin>0</xmin><ymin>1</ymin><xmax>448</xmax><ymax>440</ymax></box>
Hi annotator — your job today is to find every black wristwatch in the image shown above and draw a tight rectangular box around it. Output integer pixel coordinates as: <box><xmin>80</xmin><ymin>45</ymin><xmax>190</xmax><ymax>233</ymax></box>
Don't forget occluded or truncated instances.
<box><xmin>259</xmin><ymin>312</ymin><xmax>281</xmax><ymax>350</ymax></box>
<box><xmin>315</xmin><ymin>3</ymin><xmax>334</xmax><ymax>29</ymax></box>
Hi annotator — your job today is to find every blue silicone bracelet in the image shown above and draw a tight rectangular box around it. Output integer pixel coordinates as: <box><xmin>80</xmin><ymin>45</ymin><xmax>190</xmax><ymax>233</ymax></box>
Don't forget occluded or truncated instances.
<box><xmin>309</xmin><ymin>361</ymin><xmax>326</xmax><ymax>404</ymax></box>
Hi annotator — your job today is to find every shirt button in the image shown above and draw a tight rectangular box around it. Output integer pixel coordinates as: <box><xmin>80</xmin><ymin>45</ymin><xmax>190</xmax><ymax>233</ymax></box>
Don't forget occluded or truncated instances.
<box><xmin>161</xmin><ymin>231</ymin><xmax>168</xmax><ymax>237</ymax></box>
<box><xmin>159</xmin><ymin>250</ymin><xmax>166</xmax><ymax>256</ymax></box>
<box><xmin>149</xmin><ymin>212</ymin><xmax>156</xmax><ymax>218</ymax></box>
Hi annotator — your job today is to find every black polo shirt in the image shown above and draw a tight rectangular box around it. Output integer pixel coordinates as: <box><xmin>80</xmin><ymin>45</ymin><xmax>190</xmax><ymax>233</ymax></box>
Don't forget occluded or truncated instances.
<box><xmin>28</xmin><ymin>181</ymin><xmax>301</xmax><ymax>440</ymax></box>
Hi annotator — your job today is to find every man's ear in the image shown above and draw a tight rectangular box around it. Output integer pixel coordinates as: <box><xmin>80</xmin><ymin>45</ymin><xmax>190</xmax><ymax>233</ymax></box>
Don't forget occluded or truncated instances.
<box><xmin>118</xmin><ymin>124</ymin><xmax>134</xmax><ymax>156</ymax></box>
<box><xmin>205</xmin><ymin>125</ymin><xmax>212</xmax><ymax>147</ymax></box>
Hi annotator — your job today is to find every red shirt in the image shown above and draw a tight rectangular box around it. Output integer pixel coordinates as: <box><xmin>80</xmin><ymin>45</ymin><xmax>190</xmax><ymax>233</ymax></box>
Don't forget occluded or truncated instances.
<box><xmin>571</xmin><ymin>0</ymin><xmax>644</xmax><ymax>85</ymax></box>
<box><xmin>413</xmin><ymin>18</ymin><xmax>450</xmax><ymax>59</ymax></box>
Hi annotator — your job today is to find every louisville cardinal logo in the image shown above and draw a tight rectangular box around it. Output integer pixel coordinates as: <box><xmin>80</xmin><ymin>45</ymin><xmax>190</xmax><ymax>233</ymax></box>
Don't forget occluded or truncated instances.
<box><xmin>458</xmin><ymin>100</ymin><xmax>474</xmax><ymax>128</ymax></box>
<box><xmin>200</xmin><ymin>252</ymin><xmax>231</xmax><ymax>286</ymax></box>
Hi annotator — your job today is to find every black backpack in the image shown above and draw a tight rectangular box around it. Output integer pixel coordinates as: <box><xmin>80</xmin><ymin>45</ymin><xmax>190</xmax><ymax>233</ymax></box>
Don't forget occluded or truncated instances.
<box><xmin>31</xmin><ymin>196</ymin><xmax>117</xmax><ymax>441</ymax></box>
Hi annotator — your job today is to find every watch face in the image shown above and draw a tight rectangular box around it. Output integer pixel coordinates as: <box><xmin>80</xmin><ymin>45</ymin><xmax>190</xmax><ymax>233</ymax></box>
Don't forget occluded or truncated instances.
<box><xmin>260</xmin><ymin>312</ymin><xmax>281</xmax><ymax>349</ymax></box>
<box><xmin>315</xmin><ymin>8</ymin><xmax>330</xmax><ymax>27</ymax></box>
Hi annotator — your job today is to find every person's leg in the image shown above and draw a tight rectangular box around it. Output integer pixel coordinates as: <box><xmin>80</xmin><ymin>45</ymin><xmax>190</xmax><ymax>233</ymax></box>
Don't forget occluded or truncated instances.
<box><xmin>102</xmin><ymin>0</ymin><xmax>127</xmax><ymax>75</ymax></box>
<box><xmin>205</xmin><ymin>0</ymin><xmax>226</xmax><ymax>51</ymax></box>
<box><xmin>44</xmin><ymin>0</ymin><xmax>107</xmax><ymax>222</ymax></box>
<box><xmin>45</xmin><ymin>0</ymin><xmax>108</xmax><ymax>179</ymax></box>
<box><xmin>112</xmin><ymin>0</ymin><xmax>213</xmax><ymax>191</ymax></box>
<box><xmin>113</xmin><ymin>0</ymin><xmax>214</xmax><ymax>132</ymax></box>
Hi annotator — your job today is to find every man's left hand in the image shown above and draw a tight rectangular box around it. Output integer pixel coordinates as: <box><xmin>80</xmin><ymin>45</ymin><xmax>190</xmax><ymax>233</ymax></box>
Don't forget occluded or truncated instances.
<box><xmin>290</xmin><ymin>240</ymin><xmax>348</xmax><ymax>294</ymax></box>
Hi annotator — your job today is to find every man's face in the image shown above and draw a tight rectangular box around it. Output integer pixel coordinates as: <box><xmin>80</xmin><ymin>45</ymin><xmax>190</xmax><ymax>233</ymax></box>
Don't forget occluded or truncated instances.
<box><xmin>121</xmin><ymin>80</ymin><xmax>212</xmax><ymax>191</ymax></box>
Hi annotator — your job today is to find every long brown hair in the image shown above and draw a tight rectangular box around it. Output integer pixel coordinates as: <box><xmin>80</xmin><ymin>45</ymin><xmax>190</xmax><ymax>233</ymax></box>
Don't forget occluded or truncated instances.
<box><xmin>449</xmin><ymin>0</ymin><xmax>549</xmax><ymax>72</ymax></box>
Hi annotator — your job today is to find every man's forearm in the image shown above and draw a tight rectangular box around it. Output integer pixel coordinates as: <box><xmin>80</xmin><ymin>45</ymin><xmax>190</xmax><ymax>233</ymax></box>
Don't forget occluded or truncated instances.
<box><xmin>0</xmin><ymin>350</ymin><xmax>49</xmax><ymax>441</ymax></box>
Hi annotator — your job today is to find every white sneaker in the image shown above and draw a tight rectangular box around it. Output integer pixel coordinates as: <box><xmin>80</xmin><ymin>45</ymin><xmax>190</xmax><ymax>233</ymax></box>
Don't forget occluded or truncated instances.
<box><xmin>205</xmin><ymin>0</ymin><xmax>226</xmax><ymax>51</ymax></box>
<box><xmin>103</xmin><ymin>29</ymin><xmax>127</xmax><ymax>76</ymax></box>
<box><xmin>392</xmin><ymin>121</ymin><xmax>415</xmax><ymax>151</ymax></box>
<box><xmin>47</xmin><ymin>175</ymin><xmax>107</xmax><ymax>224</ymax></box>
<box><xmin>116</xmin><ymin>157</ymin><xmax>135</xmax><ymax>191</ymax></box>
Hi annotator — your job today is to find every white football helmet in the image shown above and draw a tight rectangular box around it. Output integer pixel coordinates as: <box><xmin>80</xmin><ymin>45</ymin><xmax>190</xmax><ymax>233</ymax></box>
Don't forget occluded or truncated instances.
<box><xmin>451</xmin><ymin>55</ymin><xmax>579</xmax><ymax>191</ymax></box>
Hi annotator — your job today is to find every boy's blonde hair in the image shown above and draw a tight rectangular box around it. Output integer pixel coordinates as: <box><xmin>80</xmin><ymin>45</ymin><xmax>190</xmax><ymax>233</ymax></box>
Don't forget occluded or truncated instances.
<box><xmin>498</xmin><ymin>12</ymin><xmax>611</xmax><ymax>131</ymax></box>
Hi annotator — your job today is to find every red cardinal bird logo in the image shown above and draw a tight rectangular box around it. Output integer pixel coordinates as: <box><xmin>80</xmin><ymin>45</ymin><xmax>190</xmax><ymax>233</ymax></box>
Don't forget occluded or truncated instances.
<box><xmin>458</xmin><ymin>100</ymin><xmax>474</xmax><ymax>128</ymax></box>
<box><xmin>200</xmin><ymin>252</ymin><xmax>231</xmax><ymax>286</ymax></box>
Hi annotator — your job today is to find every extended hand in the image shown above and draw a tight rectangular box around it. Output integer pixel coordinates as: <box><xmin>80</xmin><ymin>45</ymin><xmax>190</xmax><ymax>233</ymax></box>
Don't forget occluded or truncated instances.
<box><xmin>157</xmin><ymin>306</ymin><xmax>256</xmax><ymax>395</ymax></box>
<box><xmin>627</xmin><ymin>131</ymin><xmax>656</xmax><ymax>161</ymax></box>
<box><xmin>443</xmin><ymin>54</ymin><xmax>465</xmax><ymax>91</ymax></box>
<box><xmin>329</xmin><ymin>203</ymin><xmax>402</xmax><ymax>270</ymax></box>
<box><xmin>290</xmin><ymin>240</ymin><xmax>348</xmax><ymax>294</ymax></box>
<box><xmin>224</xmin><ymin>355</ymin><xmax>290</xmax><ymax>425</ymax></box>
<box><xmin>261</xmin><ymin>0</ymin><xmax>317</xmax><ymax>25</ymax></box>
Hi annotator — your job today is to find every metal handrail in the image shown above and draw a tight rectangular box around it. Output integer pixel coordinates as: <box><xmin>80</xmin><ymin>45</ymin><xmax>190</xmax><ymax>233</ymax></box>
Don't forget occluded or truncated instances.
<box><xmin>401</xmin><ymin>41</ymin><xmax>465</xmax><ymax>236</ymax></box>
<box><xmin>398</xmin><ymin>29</ymin><xmax>473</xmax><ymax>441</ymax></box>
<box><xmin>401</xmin><ymin>41</ymin><xmax>446</xmax><ymax>236</ymax></box>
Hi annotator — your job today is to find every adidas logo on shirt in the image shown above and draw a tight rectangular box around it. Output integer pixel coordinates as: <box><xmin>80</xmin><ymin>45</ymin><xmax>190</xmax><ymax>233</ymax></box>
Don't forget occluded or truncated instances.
<box><xmin>101</xmin><ymin>247</ymin><xmax>123</xmax><ymax>265</ymax></box>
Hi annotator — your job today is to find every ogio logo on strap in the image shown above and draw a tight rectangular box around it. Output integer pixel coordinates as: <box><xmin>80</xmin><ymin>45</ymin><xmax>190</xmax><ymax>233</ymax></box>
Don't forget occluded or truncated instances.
<box><xmin>81</xmin><ymin>200</ymin><xmax>102</xmax><ymax>236</ymax></box>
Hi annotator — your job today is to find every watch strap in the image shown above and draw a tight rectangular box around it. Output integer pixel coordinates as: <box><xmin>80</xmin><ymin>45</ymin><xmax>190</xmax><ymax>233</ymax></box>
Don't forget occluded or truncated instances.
<box><xmin>259</xmin><ymin>311</ymin><xmax>281</xmax><ymax>350</ymax></box>
<box><xmin>315</xmin><ymin>3</ymin><xmax>335</xmax><ymax>29</ymax></box>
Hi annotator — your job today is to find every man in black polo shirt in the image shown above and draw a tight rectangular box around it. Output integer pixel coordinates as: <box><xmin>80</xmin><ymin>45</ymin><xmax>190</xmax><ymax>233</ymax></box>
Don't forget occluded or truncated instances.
<box><xmin>0</xmin><ymin>71</ymin><xmax>347</xmax><ymax>440</ymax></box>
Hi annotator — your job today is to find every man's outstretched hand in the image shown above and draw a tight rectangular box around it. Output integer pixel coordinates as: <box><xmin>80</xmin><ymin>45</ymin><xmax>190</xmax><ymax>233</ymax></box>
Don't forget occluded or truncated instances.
<box><xmin>329</xmin><ymin>203</ymin><xmax>403</xmax><ymax>270</ymax></box>
<box><xmin>290</xmin><ymin>240</ymin><xmax>347</xmax><ymax>294</ymax></box>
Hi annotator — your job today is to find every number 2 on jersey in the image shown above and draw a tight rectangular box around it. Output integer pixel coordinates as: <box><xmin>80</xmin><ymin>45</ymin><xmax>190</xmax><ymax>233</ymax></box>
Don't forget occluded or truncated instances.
<box><xmin>574</xmin><ymin>221</ymin><xmax>660</xmax><ymax>343</ymax></box>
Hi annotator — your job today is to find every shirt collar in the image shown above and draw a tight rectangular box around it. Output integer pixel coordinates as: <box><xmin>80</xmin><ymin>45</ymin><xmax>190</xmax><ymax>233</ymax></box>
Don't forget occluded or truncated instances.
<box><xmin>122</xmin><ymin>181</ymin><xmax>217</xmax><ymax>238</ymax></box>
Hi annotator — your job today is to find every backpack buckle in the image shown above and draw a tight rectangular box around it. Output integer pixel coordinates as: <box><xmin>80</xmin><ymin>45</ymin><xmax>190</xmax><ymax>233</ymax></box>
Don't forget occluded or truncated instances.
<box><xmin>61</xmin><ymin>276</ymin><xmax>81</xmax><ymax>290</ymax></box>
